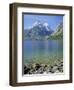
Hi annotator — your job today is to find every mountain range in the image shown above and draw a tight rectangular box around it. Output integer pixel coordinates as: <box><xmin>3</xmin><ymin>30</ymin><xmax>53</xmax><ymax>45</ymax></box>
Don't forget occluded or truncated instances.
<box><xmin>24</xmin><ymin>21</ymin><xmax>63</xmax><ymax>40</ymax></box>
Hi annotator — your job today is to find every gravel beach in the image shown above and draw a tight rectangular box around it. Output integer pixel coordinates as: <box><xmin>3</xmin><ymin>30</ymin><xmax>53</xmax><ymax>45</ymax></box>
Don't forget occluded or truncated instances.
<box><xmin>24</xmin><ymin>60</ymin><xmax>63</xmax><ymax>74</ymax></box>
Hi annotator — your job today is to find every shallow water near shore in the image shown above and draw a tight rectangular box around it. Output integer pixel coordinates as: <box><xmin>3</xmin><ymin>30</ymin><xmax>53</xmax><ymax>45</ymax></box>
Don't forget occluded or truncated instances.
<box><xmin>23</xmin><ymin>40</ymin><xmax>63</xmax><ymax>64</ymax></box>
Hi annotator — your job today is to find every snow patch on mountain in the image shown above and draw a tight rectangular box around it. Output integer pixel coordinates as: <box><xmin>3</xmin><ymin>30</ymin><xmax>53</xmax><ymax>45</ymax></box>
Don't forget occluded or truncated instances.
<box><xmin>32</xmin><ymin>21</ymin><xmax>52</xmax><ymax>31</ymax></box>
<box><xmin>43</xmin><ymin>22</ymin><xmax>50</xmax><ymax>31</ymax></box>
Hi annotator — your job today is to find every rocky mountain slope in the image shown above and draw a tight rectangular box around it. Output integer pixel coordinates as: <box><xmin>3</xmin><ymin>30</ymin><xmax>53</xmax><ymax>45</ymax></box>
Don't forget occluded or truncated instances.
<box><xmin>48</xmin><ymin>22</ymin><xmax>63</xmax><ymax>39</ymax></box>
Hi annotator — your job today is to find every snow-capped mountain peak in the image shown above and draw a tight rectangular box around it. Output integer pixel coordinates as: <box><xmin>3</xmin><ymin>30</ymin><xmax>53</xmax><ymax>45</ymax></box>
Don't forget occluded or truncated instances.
<box><xmin>30</xmin><ymin>21</ymin><xmax>52</xmax><ymax>32</ymax></box>
<box><xmin>24</xmin><ymin>21</ymin><xmax>54</xmax><ymax>39</ymax></box>
<box><xmin>43</xmin><ymin>22</ymin><xmax>48</xmax><ymax>27</ymax></box>
<box><xmin>33</xmin><ymin>21</ymin><xmax>38</xmax><ymax>27</ymax></box>
<box><xmin>33</xmin><ymin>21</ymin><xmax>42</xmax><ymax>27</ymax></box>
<box><xmin>43</xmin><ymin>22</ymin><xmax>50</xmax><ymax>31</ymax></box>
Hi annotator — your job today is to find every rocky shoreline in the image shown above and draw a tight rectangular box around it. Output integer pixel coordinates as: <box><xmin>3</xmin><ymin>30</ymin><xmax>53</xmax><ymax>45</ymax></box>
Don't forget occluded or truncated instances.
<box><xmin>24</xmin><ymin>61</ymin><xmax>63</xmax><ymax>74</ymax></box>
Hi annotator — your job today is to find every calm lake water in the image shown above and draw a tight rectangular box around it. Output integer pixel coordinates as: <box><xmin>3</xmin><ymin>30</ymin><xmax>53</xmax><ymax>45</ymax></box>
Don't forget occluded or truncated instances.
<box><xmin>24</xmin><ymin>40</ymin><xmax>63</xmax><ymax>64</ymax></box>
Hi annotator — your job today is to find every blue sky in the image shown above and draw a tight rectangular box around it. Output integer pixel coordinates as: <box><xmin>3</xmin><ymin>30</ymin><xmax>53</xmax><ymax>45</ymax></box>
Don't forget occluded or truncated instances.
<box><xmin>24</xmin><ymin>14</ymin><xmax>63</xmax><ymax>31</ymax></box>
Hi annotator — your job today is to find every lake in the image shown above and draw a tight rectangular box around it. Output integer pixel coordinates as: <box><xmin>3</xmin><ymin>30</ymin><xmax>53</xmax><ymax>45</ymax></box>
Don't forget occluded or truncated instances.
<box><xmin>23</xmin><ymin>40</ymin><xmax>63</xmax><ymax>65</ymax></box>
